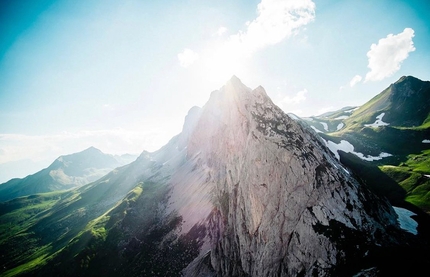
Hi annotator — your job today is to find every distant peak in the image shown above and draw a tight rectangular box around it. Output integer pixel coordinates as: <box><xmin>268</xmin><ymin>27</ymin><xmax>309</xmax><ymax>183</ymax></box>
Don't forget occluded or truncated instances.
<box><xmin>81</xmin><ymin>146</ymin><xmax>103</xmax><ymax>155</ymax></box>
<box><xmin>85</xmin><ymin>146</ymin><xmax>100</xmax><ymax>152</ymax></box>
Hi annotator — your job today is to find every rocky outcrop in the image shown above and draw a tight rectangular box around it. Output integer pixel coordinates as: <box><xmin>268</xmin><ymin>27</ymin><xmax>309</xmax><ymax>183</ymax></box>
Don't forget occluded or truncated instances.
<box><xmin>175</xmin><ymin>76</ymin><xmax>402</xmax><ymax>276</ymax></box>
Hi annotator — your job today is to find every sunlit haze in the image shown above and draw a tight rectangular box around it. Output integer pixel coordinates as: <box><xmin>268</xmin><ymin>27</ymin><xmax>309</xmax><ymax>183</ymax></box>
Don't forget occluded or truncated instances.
<box><xmin>1</xmin><ymin>0</ymin><xmax>429</xmax><ymax>182</ymax></box>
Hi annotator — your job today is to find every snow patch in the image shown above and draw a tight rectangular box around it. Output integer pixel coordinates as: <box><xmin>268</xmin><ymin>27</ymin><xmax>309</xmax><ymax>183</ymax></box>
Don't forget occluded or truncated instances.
<box><xmin>325</xmin><ymin>139</ymin><xmax>392</xmax><ymax>161</ymax></box>
<box><xmin>345</xmin><ymin>107</ymin><xmax>358</xmax><ymax>114</ymax></box>
<box><xmin>334</xmin><ymin>115</ymin><xmax>349</xmax><ymax>120</ymax></box>
<box><xmin>320</xmin><ymin>122</ymin><xmax>328</xmax><ymax>132</ymax></box>
<box><xmin>422</xmin><ymin>139</ymin><xmax>430</xmax><ymax>143</ymax></box>
<box><xmin>336</xmin><ymin>123</ymin><xmax>344</xmax><ymax>131</ymax></box>
<box><xmin>287</xmin><ymin>113</ymin><xmax>300</xmax><ymax>120</ymax></box>
<box><xmin>364</xmin><ymin>113</ymin><xmax>389</xmax><ymax>127</ymax></box>
<box><xmin>393</xmin><ymin>207</ymin><xmax>418</xmax><ymax>235</ymax></box>
<box><xmin>311</xmin><ymin>126</ymin><xmax>322</xmax><ymax>133</ymax></box>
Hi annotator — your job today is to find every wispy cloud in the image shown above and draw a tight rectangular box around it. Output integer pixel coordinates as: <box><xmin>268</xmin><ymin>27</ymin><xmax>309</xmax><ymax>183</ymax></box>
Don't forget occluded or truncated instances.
<box><xmin>178</xmin><ymin>48</ymin><xmax>199</xmax><ymax>68</ymax></box>
<box><xmin>316</xmin><ymin>106</ymin><xmax>334</xmax><ymax>116</ymax></box>
<box><xmin>365</xmin><ymin>28</ymin><xmax>415</xmax><ymax>82</ymax></box>
<box><xmin>226</xmin><ymin>0</ymin><xmax>315</xmax><ymax>56</ymax></box>
<box><xmin>178</xmin><ymin>0</ymin><xmax>315</xmax><ymax>71</ymax></box>
<box><xmin>277</xmin><ymin>88</ymin><xmax>307</xmax><ymax>113</ymax></box>
<box><xmin>279</xmin><ymin>89</ymin><xmax>307</xmax><ymax>105</ymax></box>
<box><xmin>0</xmin><ymin>127</ymin><xmax>177</xmax><ymax>165</ymax></box>
<box><xmin>349</xmin><ymin>75</ymin><xmax>362</xmax><ymax>87</ymax></box>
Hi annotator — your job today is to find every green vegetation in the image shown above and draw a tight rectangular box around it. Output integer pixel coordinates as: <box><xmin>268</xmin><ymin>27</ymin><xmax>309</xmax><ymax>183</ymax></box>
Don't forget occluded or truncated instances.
<box><xmin>0</xmin><ymin>176</ymin><xmax>204</xmax><ymax>277</ymax></box>
<box><xmin>381</xmin><ymin>150</ymin><xmax>430</xmax><ymax>212</ymax></box>
<box><xmin>314</xmin><ymin>77</ymin><xmax>430</xmax><ymax>213</ymax></box>
<box><xmin>0</xmin><ymin>192</ymin><xmax>63</xmax><ymax>241</ymax></box>
<box><xmin>0</xmin><ymin>176</ymin><xmax>148</xmax><ymax>277</ymax></box>
<box><xmin>0</xmin><ymin>191</ymin><xmax>68</xmax><ymax>276</ymax></box>
<box><xmin>339</xmin><ymin>152</ymin><xmax>406</xmax><ymax>205</ymax></box>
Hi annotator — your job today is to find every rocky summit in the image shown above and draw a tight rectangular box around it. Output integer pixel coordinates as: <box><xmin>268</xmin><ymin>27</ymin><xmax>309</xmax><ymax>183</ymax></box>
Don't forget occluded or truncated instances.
<box><xmin>177</xmin><ymin>76</ymin><xmax>402</xmax><ymax>276</ymax></box>
<box><xmin>1</xmin><ymin>76</ymin><xmax>426</xmax><ymax>277</ymax></box>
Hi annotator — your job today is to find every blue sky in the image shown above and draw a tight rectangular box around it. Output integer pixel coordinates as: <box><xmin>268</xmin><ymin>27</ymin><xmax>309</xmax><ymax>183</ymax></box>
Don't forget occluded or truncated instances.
<box><xmin>0</xmin><ymin>0</ymin><xmax>429</xmax><ymax>182</ymax></box>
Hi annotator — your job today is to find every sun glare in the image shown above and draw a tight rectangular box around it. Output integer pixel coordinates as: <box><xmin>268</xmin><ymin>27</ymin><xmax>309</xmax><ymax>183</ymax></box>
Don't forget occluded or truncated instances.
<box><xmin>200</xmin><ymin>41</ymin><xmax>248</xmax><ymax>86</ymax></box>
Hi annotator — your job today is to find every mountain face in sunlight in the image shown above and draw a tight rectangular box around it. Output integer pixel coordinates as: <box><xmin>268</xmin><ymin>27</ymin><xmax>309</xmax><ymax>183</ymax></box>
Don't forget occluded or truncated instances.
<box><xmin>1</xmin><ymin>77</ymin><xmax>430</xmax><ymax>277</ymax></box>
<box><xmin>0</xmin><ymin>147</ymin><xmax>137</xmax><ymax>202</ymax></box>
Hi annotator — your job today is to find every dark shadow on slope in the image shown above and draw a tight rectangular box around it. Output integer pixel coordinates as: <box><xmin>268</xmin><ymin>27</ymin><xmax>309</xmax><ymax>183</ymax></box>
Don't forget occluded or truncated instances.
<box><xmin>339</xmin><ymin>151</ymin><xmax>406</xmax><ymax>205</ymax></box>
<box><xmin>24</xmin><ymin>180</ymin><xmax>206</xmax><ymax>277</ymax></box>
<box><xmin>339</xmin><ymin>151</ymin><xmax>430</xmax><ymax>241</ymax></box>
<box><xmin>338</xmin><ymin>151</ymin><xmax>430</xmax><ymax>276</ymax></box>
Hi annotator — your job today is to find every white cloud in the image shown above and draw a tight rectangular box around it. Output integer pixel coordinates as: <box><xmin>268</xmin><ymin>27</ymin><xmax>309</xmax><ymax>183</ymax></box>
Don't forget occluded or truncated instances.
<box><xmin>349</xmin><ymin>75</ymin><xmax>362</xmax><ymax>87</ymax></box>
<box><xmin>229</xmin><ymin>0</ymin><xmax>316</xmax><ymax>55</ymax></box>
<box><xmin>216</xmin><ymin>26</ymin><xmax>228</xmax><ymax>36</ymax></box>
<box><xmin>181</xmin><ymin>0</ymin><xmax>315</xmax><ymax>81</ymax></box>
<box><xmin>280</xmin><ymin>89</ymin><xmax>307</xmax><ymax>105</ymax></box>
<box><xmin>365</xmin><ymin>28</ymin><xmax>415</xmax><ymax>82</ymax></box>
<box><xmin>178</xmin><ymin>48</ymin><xmax>199</xmax><ymax>68</ymax></box>
<box><xmin>316</xmin><ymin>106</ymin><xmax>334</xmax><ymax>116</ymax></box>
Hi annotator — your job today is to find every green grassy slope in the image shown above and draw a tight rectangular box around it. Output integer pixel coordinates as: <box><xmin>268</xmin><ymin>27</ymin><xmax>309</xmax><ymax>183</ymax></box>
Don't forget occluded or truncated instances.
<box><xmin>29</xmin><ymin>180</ymin><xmax>203</xmax><ymax>277</ymax></box>
<box><xmin>381</xmin><ymin>150</ymin><xmax>430</xmax><ymax>212</ymax></box>
<box><xmin>0</xmin><ymin>178</ymin><xmax>204</xmax><ymax>277</ymax></box>
<box><xmin>0</xmin><ymin>156</ymin><xmax>152</xmax><ymax>277</ymax></box>
<box><xmin>315</xmin><ymin>76</ymin><xmax>430</xmax><ymax>212</ymax></box>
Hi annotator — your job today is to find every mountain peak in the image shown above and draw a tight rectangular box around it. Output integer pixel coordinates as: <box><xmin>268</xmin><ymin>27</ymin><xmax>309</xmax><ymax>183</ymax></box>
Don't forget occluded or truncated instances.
<box><xmin>227</xmin><ymin>74</ymin><xmax>241</xmax><ymax>84</ymax></box>
<box><xmin>82</xmin><ymin>146</ymin><xmax>103</xmax><ymax>154</ymax></box>
<box><xmin>395</xmin><ymin>75</ymin><xmax>421</xmax><ymax>84</ymax></box>
<box><xmin>181</xmin><ymin>77</ymin><xmax>403</xmax><ymax>276</ymax></box>
<box><xmin>224</xmin><ymin>75</ymin><xmax>249</xmax><ymax>91</ymax></box>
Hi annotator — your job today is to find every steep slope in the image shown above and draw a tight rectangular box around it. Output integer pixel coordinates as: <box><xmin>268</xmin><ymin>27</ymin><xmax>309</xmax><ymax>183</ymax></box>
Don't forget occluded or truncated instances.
<box><xmin>0</xmin><ymin>110</ymin><xmax>200</xmax><ymax>277</ymax></box>
<box><xmin>1</xmin><ymin>76</ymin><xmax>428</xmax><ymax>277</ymax></box>
<box><xmin>325</xmin><ymin>76</ymin><xmax>430</xmax><ymax>158</ymax></box>
<box><xmin>345</xmin><ymin>76</ymin><xmax>430</xmax><ymax>129</ymax></box>
<box><xmin>307</xmin><ymin>76</ymin><xmax>430</xmax><ymax>212</ymax></box>
<box><xmin>0</xmin><ymin>147</ymin><xmax>137</xmax><ymax>202</ymax></box>
<box><xmin>181</xmin><ymin>76</ymin><xmax>407</xmax><ymax>276</ymax></box>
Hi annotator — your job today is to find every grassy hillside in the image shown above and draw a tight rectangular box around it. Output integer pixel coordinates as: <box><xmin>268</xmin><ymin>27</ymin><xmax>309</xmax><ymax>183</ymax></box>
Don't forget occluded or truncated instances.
<box><xmin>0</xmin><ymin>178</ymin><xmax>204</xmax><ymax>277</ymax></box>
<box><xmin>0</xmin><ymin>190</ymin><xmax>76</xmax><ymax>277</ymax></box>
<box><xmin>0</xmin><ymin>143</ymin><xmax>204</xmax><ymax>277</ymax></box>
<box><xmin>30</xmin><ymin>180</ymin><xmax>204</xmax><ymax>277</ymax></box>
<box><xmin>0</xmin><ymin>158</ymin><xmax>147</xmax><ymax>276</ymax></box>
<box><xmin>381</xmin><ymin>150</ymin><xmax>430</xmax><ymax>212</ymax></box>
<box><xmin>313</xmin><ymin>77</ymin><xmax>430</xmax><ymax>213</ymax></box>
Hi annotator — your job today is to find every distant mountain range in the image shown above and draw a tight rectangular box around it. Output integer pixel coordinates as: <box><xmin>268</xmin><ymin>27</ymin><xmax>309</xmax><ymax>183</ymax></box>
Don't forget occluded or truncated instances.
<box><xmin>1</xmin><ymin>76</ymin><xmax>429</xmax><ymax>277</ymax></box>
<box><xmin>0</xmin><ymin>147</ymin><xmax>137</xmax><ymax>202</ymax></box>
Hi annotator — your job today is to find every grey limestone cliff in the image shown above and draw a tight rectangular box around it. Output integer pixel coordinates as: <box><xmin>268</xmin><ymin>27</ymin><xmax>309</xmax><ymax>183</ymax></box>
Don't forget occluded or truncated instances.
<box><xmin>175</xmin><ymin>76</ymin><xmax>402</xmax><ymax>276</ymax></box>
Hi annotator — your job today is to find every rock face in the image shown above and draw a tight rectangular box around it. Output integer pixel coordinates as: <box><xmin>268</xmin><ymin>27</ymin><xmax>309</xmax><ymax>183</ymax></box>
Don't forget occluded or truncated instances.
<box><xmin>170</xmin><ymin>76</ymin><xmax>401</xmax><ymax>276</ymax></box>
